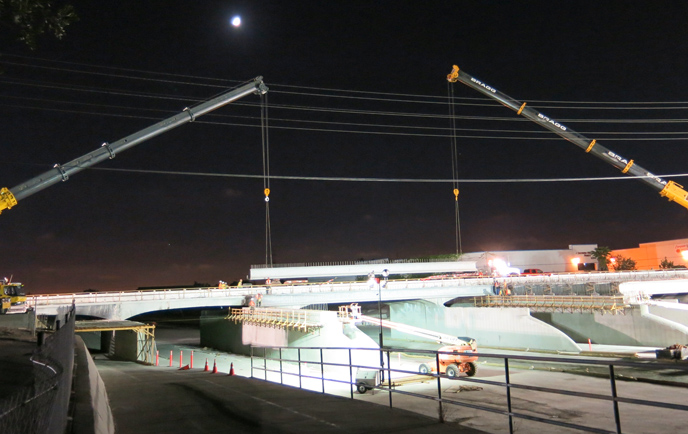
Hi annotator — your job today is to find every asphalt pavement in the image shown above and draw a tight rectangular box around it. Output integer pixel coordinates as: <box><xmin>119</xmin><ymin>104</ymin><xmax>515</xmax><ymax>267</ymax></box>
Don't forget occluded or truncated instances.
<box><xmin>95</xmin><ymin>358</ymin><xmax>488</xmax><ymax>433</ymax></box>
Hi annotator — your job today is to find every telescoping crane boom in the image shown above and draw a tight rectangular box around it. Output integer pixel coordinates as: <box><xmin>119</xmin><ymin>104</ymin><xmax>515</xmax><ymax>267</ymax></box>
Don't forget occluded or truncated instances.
<box><xmin>447</xmin><ymin>65</ymin><xmax>688</xmax><ymax>211</ymax></box>
<box><xmin>0</xmin><ymin>77</ymin><xmax>268</xmax><ymax>214</ymax></box>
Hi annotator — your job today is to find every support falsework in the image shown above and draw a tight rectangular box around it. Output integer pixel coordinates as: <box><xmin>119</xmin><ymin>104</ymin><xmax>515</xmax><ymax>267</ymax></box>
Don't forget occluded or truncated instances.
<box><xmin>474</xmin><ymin>295</ymin><xmax>629</xmax><ymax>315</ymax></box>
<box><xmin>227</xmin><ymin>308</ymin><xmax>324</xmax><ymax>332</ymax></box>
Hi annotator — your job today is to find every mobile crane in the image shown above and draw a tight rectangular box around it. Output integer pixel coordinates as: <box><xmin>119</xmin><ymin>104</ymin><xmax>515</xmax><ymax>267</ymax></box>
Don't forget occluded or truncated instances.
<box><xmin>1</xmin><ymin>278</ymin><xmax>27</xmax><ymax>314</ymax></box>
<box><xmin>0</xmin><ymin>77</ymin><xmax>268</xmax><ymax>214</ymax></box>
<box><xmin>447</xmin><ymin>65</ymin><xmax>688</xmax><ymax>211</ymax></box>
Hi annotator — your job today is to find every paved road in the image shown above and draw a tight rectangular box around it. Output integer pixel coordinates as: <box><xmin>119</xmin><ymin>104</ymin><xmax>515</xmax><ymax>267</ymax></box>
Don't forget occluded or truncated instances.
<box><xmin>95</xmin><ymin>359</ymin><xmax>487</xmax><ymax>433</ymax></box>
<box><xmin>137</xmin><ymin>326</ymin><xmax>688</xmax><ymax>434</ymax></box>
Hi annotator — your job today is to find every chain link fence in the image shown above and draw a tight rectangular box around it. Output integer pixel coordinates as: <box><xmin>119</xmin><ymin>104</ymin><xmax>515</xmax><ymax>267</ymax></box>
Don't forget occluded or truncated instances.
<box><xmin>0</xmin><ymin>306</ymin><xmax>75</xmax><ymax>434</ymax></box>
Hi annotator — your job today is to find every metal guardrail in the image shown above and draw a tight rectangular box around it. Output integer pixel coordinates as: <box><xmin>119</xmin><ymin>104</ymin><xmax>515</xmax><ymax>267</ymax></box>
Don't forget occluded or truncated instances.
<box><xmin>250</xmin><ymin>345</ymin><xmax>688</xmax><ymax>434</ymax></box>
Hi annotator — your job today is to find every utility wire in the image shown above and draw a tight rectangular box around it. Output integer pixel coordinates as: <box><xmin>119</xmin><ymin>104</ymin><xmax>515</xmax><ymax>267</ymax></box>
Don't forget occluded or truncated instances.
<box><xmin>4</xmin><ymin>53</ymin><xmax>688</xmax><ymax>107</ymax></box>
<box><xmin>87</xmin><ymin>167</ymin><xmax>688</xmax><ymax>183</ymax></box>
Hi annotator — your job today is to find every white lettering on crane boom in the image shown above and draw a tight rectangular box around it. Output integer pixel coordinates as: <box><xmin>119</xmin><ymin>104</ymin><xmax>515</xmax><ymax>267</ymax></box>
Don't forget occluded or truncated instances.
<box><xmin>605</xmin><ymin>151</ymin><xmax>629</xmax><ymax>165</ymax></box>
<box><xmin>536</xmin><ymin>113</ymin><xmax>567</xmax><ymax>131</ymax></box>
<box><xmin>469</xmin><ymin>77</ymin><xmax>496</xmax><ymax>93</ymax></box>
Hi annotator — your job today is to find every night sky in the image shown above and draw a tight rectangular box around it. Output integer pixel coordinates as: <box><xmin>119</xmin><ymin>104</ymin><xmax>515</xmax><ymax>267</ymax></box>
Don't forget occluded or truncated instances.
<box><xmin>1</xmin><ymin>1</ymin><xmax>687</xmax><ymax>294</ymax></box>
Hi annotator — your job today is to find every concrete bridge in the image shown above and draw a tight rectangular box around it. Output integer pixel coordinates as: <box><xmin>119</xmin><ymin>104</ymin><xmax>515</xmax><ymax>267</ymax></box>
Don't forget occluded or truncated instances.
<box><xmin>28</xmin><ymin>268</ymin><xmax>688</xmax><ymax>320</ymax></box>
<box><xmin>28</xmin><ymin>278</ymin><xmax>494</xmax><ymax>320</ymax></box>
<box><xmin>29</xmin><ymin>269</ymin><xmax>688</xmax><ymax>354</ymax></box>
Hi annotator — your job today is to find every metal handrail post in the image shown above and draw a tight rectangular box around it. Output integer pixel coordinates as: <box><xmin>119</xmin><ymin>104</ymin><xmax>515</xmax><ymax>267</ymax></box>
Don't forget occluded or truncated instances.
<box><xmin>320</xmin><ymin>348</ymin><xmax>325</xmax><ymax>393</ymax></box>
<box><xmin>609</xmin><ymin>365</ymin><xmax>622</xmax><ymax>434</ymax></box>
<box><xmin>436</xmin><ymin>352</ymin><xmax>443</xmax><ymax>423</ymax></box>
<box><xmin>349</xmin><ymin>349</ymin><xmax>354</xmax><ymax>399</ymax></box>
<box><xmin>505</xmin><ymin>357</ymin><xmax>513</xmax><ymax>434</ymax></box>
<box><xmin>298</xmin><ymin>348</ymin><xmax>303</xmax><ymax>389</ymax></box>
<box><xmin>263</xmin><ymin>347</ymin><xmax>267</xmax><ymax>381</ymax></box>
<box><xmin>250</xmin><ymin>345</ymin><xmax>254</xmax><ymax>378</ymax></box>
<box><xmin>386</xmin><ymin>349</ymin><xmax>393</xmax><ymax>408</ymax></box>
<box><xmin>279</xmin><ymin>348</ymin><xmax>283</xmax><ymax>385</ymax></box>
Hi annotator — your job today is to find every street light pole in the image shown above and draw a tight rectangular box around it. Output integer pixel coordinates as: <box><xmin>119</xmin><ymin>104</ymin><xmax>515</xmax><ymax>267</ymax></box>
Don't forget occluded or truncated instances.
<box><xmin>377</xmin><ymin>275</ymin><xmax>384</xmax><ymax>382</ymax></box>
<box><xmin>378</xmin><ymin>269</ymin><xmax>389</xmax><ymax>383</ymax></box>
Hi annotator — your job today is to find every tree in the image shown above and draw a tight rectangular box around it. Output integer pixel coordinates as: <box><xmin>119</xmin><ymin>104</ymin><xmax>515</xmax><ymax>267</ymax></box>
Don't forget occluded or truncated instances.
<box><xmin>589</xmin><ymin>246</ymin><xmax>612</xmax><ymax>271</ymax></box>
<box><xmin>0</xmin><ymin>0</ymin><xmax>78</xmax><ymax>50</ymax></box>
<box><xmin>659</xmin><ymin>257</ymin><xmax>675</xmax><ymax>269</ymax></box>
<box><xmin>612</xmin><ymin>255</ymin><xmax>636</xmax><ymax>271</ymax></box>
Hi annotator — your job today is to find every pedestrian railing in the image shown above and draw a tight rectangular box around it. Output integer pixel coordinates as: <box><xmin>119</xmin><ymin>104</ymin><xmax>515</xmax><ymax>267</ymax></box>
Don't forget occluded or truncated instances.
<box><xmin>250</xmin><ymin>345</ymin><xmax>688</xmax><ymax>434</ymax></box>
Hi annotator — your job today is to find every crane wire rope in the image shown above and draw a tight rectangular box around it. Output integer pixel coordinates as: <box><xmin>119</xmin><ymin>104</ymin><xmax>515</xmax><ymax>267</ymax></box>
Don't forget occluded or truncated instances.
<box><xmin>448</xmin><ymin>82</ymin><xmax>462</xmax><ymax>256</ymax></box>
<box><xmin>261</xmin><ymin>92</ymin><xmax>273</xmax><ymax>267</ymax></box>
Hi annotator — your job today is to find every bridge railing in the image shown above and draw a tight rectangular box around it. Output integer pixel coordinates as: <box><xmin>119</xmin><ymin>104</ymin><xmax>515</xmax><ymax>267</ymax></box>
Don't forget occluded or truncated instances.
<box><xmin>26</xmin><ymin>269</ymin><xmax>688</xmax><ymax>309</ymax></box>
<box><xmin>27</xmin><ymin>278</ymin><xmax>496</xmax><ymax>309</ymax></box>
<box><xmin>250</xmin><ymin>345</ymin><xmax>688</xmax><ymax>434</ymax></box>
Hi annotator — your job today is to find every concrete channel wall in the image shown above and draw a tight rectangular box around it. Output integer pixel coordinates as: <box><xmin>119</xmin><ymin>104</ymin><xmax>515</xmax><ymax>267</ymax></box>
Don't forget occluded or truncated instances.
<box><xmin>72</xmin><ymin>336</ymin><xmax>114</xmax><ymax>434</ymax></box>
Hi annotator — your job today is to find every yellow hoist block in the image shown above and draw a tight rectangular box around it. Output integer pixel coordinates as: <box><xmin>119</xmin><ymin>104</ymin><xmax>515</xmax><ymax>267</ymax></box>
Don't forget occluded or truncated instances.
<box><xmin>453</xmin><ymin>188</ymin><xmax>459</xmax><ymax>201</ymax></box>
<box><xmin>447</xmin><ymin>65</ymin><xmax>460</xmax><ymax>83</ymax></box>
<box><xmin>0</xmin><ymin>188</ymin><xmax>17</xmax><ymax>214</ymax></box>
<box><xmin>660</xmin><ymin>181</ymin><xmax>688</xmax><ymax>210</ymax></box>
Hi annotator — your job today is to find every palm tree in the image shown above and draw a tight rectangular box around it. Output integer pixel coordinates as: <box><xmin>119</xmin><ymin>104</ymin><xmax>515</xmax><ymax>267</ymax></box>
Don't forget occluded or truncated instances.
<box><xmin>590</xmin><ymin>246</ymin><xmax>612</xmax><ymax>271</ymax></box>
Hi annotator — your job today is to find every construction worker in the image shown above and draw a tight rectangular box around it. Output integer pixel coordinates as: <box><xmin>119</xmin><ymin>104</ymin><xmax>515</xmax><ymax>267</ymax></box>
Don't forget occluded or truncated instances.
<box><xmin>256</xmin><ymin>292</ymin><xmax>263</xmax><ymax>307</ymax></box>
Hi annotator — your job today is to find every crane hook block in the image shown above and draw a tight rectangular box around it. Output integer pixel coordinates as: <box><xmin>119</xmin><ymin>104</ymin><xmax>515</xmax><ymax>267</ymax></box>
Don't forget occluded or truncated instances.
<box><xmin>264</xmin><ymin>188</ymin><xmax>270</xmax><ymax>197</ymax></box>
<box><xmin>447</xmin><ymin>65</ymin><xmax>460</xmax><ymax>83</ymax></box>
<box><xmin>0</xmin><ymin>187</ymin><xmax>17</xmax><ymax>214</ymax></box>
<box><xmin>453</xmin><ymin>188</ymin><xmax>459</xmax><ymax>201</ymax></box>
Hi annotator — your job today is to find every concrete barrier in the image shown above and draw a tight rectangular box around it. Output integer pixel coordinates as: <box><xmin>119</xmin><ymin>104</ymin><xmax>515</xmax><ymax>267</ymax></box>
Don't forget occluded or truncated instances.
<box><xmin>72</xmin><ymin>336</ymin><xmax>114</xmax><ymax>434</ymax></box>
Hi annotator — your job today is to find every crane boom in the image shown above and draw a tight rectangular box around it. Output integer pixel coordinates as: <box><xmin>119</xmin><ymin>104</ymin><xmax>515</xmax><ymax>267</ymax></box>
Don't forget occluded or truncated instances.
<box><xmin>0</xmin><ymin>77</ymin><xmax>268</xmax><ymax>214</ymax></box>
<box><xmin>447</xmin><ymin>65</ymin><xmax>688</xmax><ymax>211</ymax></box>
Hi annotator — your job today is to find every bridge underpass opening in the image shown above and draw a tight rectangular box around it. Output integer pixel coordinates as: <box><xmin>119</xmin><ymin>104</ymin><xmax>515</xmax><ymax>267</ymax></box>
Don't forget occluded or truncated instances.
<box><xmin>75</xmin><ymin>320</ymin><xmax>156</xmax><ymax>364</ymax></box>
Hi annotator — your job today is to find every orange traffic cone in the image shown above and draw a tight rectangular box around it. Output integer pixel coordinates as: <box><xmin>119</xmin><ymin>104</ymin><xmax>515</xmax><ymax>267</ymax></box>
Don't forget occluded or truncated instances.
<box><xmin>228</xmin><ymin>363</ymin><xmax>235</xmax><ymax>376</ymax></box>
<box><xmin>211</xmin><ymin>359</ymin><xmax>218</xmax><ymax>374</ymax></box>
<box><xmin>178</xmin><ymin>364</ymin><xmax>190</xmax><ymax>370</ymax></box>
<box><xmin>203</xmin><ymin>358</ymin><xmax>209</xmax><ymax>372</ymax></box>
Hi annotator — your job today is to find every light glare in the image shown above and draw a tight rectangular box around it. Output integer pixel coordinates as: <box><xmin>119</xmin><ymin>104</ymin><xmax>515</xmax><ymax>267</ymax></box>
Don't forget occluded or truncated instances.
<box><xmin>231</xmin><ymin>16</ymin><xmax>241</xmax><ymax>27</ymax></box>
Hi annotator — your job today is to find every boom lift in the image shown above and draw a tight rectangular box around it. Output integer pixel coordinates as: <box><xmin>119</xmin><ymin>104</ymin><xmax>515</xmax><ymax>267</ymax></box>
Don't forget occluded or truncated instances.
<box><xmin>340</xmin><ymin>304</ymin><xmax>479</xmax><ymax>378</ymax></box>
<box><xmin>447</xmin><ymin>65</ymin><xmax>688</xmax><ymax>211</ymax></box>
<box><xmin>0</xmin><ymin>77</ymin><xmax>268</xmax><ymax>214</ymax></box>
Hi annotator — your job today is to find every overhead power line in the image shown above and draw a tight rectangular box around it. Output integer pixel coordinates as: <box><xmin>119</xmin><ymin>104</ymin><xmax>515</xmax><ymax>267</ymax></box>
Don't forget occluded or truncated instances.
<box><xmin>2</xmin><ymin>54</ymin><xmax>688</xmax><ymax>143</ymax></box>
<box><xmin>89</xmin><ymin>167</ymin><xmax>688</xmax><ymax>183</ymax></box>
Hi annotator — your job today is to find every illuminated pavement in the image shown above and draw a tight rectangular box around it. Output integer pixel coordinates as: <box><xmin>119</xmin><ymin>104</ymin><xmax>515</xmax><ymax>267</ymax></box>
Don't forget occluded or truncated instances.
<box><xmin>95</xmin><ymin>358</ymin><xmax>487</xmax><ymax>433</ymax></box>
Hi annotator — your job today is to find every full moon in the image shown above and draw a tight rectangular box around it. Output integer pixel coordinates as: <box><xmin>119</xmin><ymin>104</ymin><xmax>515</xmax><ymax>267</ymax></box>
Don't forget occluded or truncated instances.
<box><xmin>231</xmin><ymin>16</ymin><xmax>241</xmax><ymax>27</ymax></box>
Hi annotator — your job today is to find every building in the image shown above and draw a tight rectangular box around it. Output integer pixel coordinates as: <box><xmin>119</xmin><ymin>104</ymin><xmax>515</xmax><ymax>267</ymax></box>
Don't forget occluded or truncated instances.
<box><xmin>611</xmin><ymin>238</ymin><xmax>688</xmax><ymax>270</ymax></box>
<box><xmin>461</xmin><ymin>244</ymin><xmax>598</xmax><ymax>275</ymax></box>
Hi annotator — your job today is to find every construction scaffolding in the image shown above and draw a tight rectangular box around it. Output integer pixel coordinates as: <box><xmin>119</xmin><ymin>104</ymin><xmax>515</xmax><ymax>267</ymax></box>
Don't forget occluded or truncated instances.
<box><xmin>75</xmin><ymin>320</ymin><xmax>156</xmax><ymax>364</ymax></box>
<box><xmin>473</xmin><ymin>295</ymin><xmax>628</xmax><ymax>314</ymax></box>
<box><xmin>227</xmin><ymin>307</ymin><xmax>324</xmax><ymax>332</ymax></box>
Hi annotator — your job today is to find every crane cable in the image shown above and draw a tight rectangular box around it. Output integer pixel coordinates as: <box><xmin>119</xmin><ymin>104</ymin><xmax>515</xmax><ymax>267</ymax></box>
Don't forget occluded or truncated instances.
<box><xmin>448</xmin><ymin>82</ymin><xmax>462</xmax><ymax>256</ymax></box>
<box><xmin>261</xmin><ymin>93</ymin><xmax>273</xmax><ymax>267</ymax></box>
